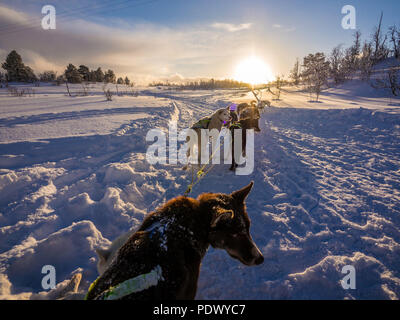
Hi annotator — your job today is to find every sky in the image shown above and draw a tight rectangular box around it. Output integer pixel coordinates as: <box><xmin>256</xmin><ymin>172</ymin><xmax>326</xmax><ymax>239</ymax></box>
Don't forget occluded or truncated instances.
<box><xmin>0</xmin><ymin>0</ymin><xmax>399</xmax><ymax>84</ymax></box>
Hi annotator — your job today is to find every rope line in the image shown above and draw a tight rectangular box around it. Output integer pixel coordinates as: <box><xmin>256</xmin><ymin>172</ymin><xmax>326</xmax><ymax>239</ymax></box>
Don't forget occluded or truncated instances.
<box><xmin>184</xmin><ymin>131</ymin><xmax>227</xmax><ymax>196</ymax></box>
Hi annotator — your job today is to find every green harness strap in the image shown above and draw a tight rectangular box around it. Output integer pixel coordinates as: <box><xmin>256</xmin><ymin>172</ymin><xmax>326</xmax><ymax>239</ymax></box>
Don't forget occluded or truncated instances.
<box><xmin>85</xmin><ymin>265</ymin><xmax>164</xmax><ymax>300</ymax></box>
<box><xmin>229</xmin><ymin>122</ymin><xmax>242</xmax><ymax>129</ymax></box>
<box><xmin>191</xmin><ymin>118</ymin><xmax>211</xmax><ymax>129</ymax></box>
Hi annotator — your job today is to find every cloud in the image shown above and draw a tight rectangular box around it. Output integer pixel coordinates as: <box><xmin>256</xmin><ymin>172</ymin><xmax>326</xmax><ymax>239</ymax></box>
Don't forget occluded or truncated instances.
<box><xmin>211</xmin><ymin>22</ymin><xmax>252</xmax><ymax>32</ymax></box>
<box><xmin>285</xmin><ymin>27</ymin><xmax>296</xmax><ymax>32</ymax></box>
<box><xmin>0</xmin><ymin>5</ymin><xmax>256</xmax><ymax>84</ymax></box>
<box><xmin>272</xmin><ymin>23</ymin><xmax>296</xmax><ymax>32</ymax></box>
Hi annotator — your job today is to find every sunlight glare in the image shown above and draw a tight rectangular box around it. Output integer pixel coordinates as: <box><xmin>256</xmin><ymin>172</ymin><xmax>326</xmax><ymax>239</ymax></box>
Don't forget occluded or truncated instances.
<box><xmin>234</xmin><ymin>56</ymin><xmax>274</xmax><ymax>85</ymax></box>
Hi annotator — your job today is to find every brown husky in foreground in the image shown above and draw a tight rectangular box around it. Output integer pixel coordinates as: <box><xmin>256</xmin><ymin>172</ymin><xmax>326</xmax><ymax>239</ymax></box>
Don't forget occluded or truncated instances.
<box><xmin>86</xmin><ymin>182</ymin><xmax>263</xmax><ymax>300</ymax></box>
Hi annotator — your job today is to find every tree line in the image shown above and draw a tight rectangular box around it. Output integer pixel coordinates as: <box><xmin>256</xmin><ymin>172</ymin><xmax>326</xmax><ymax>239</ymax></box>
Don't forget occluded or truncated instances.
<box><xmin>289</xmin><ymin>12</ymin><xmax>400</xmax><ymax>99</ymax></box>
<box><xmin>149</xmin><ymin>78</ymin><xmax>252</xmax><ymax>90</ymax></box>
<box><xmin>0</xmin><ymin>50</ymin><xmax>132</xmax><ymax>87</ymax></box>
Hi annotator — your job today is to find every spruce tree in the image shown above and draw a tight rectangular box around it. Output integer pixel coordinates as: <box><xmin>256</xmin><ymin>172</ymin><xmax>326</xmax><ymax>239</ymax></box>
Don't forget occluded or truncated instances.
<box><xmin>104</xmin><ymin>69</ymin><xmax>116</xmax><ymax>83</ymax></box>
<box><xmin>78</xmin><ymin>65</ymin><xmax>90</xmax><ymax>82</ymax></box>
<box><xmin>94</xmin><ymin>67</ymin><xmax>104</xmax><ymax>82</ymax></box>
<box><xmin>64</xmin><ymin>64</ymin><xmax>82</xmax><ymax>83</ymax></box>
<box><xmin>1</xmin><ymin>50</ymin><xmax>37</xmax><ymax>82</ymax></box>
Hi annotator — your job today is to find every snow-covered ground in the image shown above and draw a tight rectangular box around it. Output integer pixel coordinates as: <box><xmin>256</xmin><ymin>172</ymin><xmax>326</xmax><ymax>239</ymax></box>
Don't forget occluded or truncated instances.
<box><xmin>0</xmin><ymin>82</ymin><xmax>399</xmax><ymax>299</ymax></box>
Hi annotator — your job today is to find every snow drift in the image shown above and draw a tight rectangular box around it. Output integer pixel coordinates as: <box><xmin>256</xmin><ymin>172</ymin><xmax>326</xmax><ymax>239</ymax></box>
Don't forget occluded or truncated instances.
<box><xmin>0</xmin><ymin>83</ymin><xmax>400</xmax><ymax>299</ymax></box>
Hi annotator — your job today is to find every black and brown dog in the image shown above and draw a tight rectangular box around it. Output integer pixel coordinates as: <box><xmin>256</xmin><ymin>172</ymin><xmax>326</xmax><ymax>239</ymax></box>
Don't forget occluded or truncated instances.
<box><xmin>229</xmin><ymin>103</ymin><xmax>261</xmax><ymax>171</ymax></box>
<box><xmin>85</xmin><ymin>182</ymin><xmax>263</xmax><ymax>300</ymax></box>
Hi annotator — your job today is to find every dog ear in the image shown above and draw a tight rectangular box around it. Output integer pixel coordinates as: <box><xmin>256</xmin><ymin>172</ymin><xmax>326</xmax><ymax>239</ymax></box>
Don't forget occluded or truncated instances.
<box><xmin>95</xmin><ymin>248</ymin><xmax>111</xmax><ymax>262</ymax></box>
<box><xmin>211</xmin><ymin>207</ymin><xmax>234</xmax><ymax>228</ymax></box>
<box><xmin>231</xmin><ymin>181</ymin><xmax>254</xmax><ymax>203</ymax></box>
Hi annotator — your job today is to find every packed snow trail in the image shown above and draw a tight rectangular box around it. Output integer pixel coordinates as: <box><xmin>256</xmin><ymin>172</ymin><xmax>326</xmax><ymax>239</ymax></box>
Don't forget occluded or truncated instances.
<box><xmin>197</xmin><ymin>106</ymin><xmax>400</xmax><ymax>299</ymax></box>
<box><xmin>0</xmin><ymin>85</ymin><xmax>400</xmax><ymax>299</ymax></box>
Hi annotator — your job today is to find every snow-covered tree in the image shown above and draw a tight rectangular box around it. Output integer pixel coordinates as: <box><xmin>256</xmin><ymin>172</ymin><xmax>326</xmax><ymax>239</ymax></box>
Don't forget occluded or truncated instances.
<box><xmin>349</xmin><ymin>30</ymin><xmax>362</xmax><ymax>69</ymax></box>
<box><xmin>290</xmin><ymin>58</ymin><xmax>301</xmax><ymax>85</ymax></box>
<box><xmin>372</xmin><ymin>65</ymin><xmax>400</xmax><ymax>96</ymax></box>
<box><xmin>124</xmin><ymin>76</ymin><xmax>130</xmax><ymax>86</ymax></box>
<box><xmin>301</xmin><ymin>52</ymin><xmax>330</xmax><ymax>102</ymax></box>
<box><xmin>388</xmin><ymin>25</ymin><xmax>400</xmax><ymax>59</ymax></box>
<box><xmin>372</xmin><ymin>12</ymin><xmax>389</xmax><ymax>63</ymax></box>
<box><xmin>117</xmin><ymin>77</ymin><xmax>124</xmax><ymax>85</ymax></box>
<box><xmin>359</xmin><ymin>41</ymin><xmax>374</xmax><ymax>81</ymax></box>
<box><xmin>329</xmin><ymin>45</ymin><xmax>346</xmax><ymax>85</ymax></box>
<box><xmin>269</xmin><ymin>75</ymin><xmax>284</xmax><ymax>100</ymax></box>
<box><xmin>387</xmin><ymin>67</ymin><xmax>400</xmax><ymax>96</ymax></box>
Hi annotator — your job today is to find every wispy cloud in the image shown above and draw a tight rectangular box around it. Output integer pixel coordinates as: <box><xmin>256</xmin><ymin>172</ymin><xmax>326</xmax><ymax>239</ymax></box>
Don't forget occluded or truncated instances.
<box><xmin>0</xmin><ymin>5</ymin><xmax>254</xmax><ymax>83</ymax></box>
<box><xmin>211</xmin><ymin>22</ymin><xmax>252</xmax><ymax>32</ymax></box>
<box><xmin>272</xmin><ymin>23</ymin><xmax>296</xmax><ymax>32</ymax></box>
<box><xmin>285</xmin><ymin>26</ymin><xmax>296</xmax><ymax>32</ymax></box>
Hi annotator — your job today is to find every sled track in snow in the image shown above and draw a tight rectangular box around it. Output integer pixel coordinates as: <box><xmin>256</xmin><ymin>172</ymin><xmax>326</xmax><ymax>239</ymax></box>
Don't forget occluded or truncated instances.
<box><xmin>1</xmin><ymin>87</ymin><xmax>400</xmax><ymax>299</ymax></box>
<box><xmin>198</xmin><ymin>107</ymin><xmax>400</xmax><ymax>300</ymax></box>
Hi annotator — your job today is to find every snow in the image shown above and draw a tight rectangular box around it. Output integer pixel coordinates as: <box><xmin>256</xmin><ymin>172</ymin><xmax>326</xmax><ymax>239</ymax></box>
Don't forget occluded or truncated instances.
<box><xmin>0</xmin><ymin>81</ymin><xmax>400</xmax><ymax>299</ymax></box>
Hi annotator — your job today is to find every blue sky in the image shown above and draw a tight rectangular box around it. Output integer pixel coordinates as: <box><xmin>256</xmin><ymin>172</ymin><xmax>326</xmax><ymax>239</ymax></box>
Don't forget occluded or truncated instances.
<box><xmin>0</xmin><ymin>0</ymin><xmax>399</xmax><ymax>83</ymax></box>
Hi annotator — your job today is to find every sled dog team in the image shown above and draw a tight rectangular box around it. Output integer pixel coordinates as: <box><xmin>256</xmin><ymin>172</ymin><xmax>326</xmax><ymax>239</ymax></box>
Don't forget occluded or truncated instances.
<box><xmin>184</xmin><ymin>102</ymin><xmax>261</xmax><ymax>171</ymax></box>
<box><xmin>56</xmin><ymin>102</ymin><xmax>264</xmax><ymax>300</ymax></box>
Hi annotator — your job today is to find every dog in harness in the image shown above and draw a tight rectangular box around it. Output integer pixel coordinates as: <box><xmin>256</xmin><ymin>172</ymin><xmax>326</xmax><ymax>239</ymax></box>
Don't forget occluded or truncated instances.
<box><xmin>184</xmin><ymin>108</ymin><xmax>231</xmax><ymax>168</ymax></box>
<box><xmin>85</xmin><ymin>182</ymin><xmax>263</xmax><ymax>300</ymax></box>
<box><xmin>191</xmin><ymin>117</ymin><xmax>212</xmax><ymax>130</ymax></box>
<box><xmin>229</xmin><ymin>103</ymin><xmax>261</xmax><ymax>171</ymax></box>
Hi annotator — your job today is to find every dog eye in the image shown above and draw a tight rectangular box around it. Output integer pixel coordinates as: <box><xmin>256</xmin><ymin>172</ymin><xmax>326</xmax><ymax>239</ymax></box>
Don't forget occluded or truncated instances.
<box><xmin>232</xmin><ymin>231</ymin><xmax>247</xmax><ymax>238</ymax></box>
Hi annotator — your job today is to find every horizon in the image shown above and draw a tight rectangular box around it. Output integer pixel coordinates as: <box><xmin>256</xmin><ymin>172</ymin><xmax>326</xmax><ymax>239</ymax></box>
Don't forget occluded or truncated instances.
<box><xmin>1</xmin><ymin>0</ymin><xmax>400</xmax><ymax>84</ymax></box>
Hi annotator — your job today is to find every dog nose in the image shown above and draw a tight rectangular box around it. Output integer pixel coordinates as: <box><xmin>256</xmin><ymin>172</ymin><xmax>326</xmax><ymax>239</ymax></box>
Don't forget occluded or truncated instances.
<box><xmin>254</xmin><ymin>255</ymin><xmax>264</xmax><ymax>265</ymax></box>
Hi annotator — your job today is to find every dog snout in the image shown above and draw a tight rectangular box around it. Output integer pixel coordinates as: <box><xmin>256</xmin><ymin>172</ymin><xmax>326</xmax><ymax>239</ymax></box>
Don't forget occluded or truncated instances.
<box><xmin>251</xmin><ymin>246</ymin><xmax>264</xmax><ymax>265</ymax></box>
<box><xmin>254</xmin><ymin>254</ymin><xmax>264</xmax><ymax>265</ymax></box>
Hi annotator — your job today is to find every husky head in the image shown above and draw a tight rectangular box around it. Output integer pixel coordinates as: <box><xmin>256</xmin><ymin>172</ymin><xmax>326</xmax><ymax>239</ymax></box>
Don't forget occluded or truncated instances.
<box><xmin>239</xmin><ymin>105</ymin><xmax>261</xmax><ymax>132</ymax></box>
<box><xmin>203</xmin><ymin>181</ymin><xmax>264</xmax><ymax>266</ymax></box>
<box><xmin>215</xmin><ymin>108</ymin><xmax>232</xmax><ymax>123</ymax></box>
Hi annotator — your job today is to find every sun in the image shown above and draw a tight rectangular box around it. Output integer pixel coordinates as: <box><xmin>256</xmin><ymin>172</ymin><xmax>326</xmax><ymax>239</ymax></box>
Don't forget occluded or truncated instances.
<box><xmin>234</xmin><ymin>56</ymin><xmax>274</xmax><ymax>85</ymax></box>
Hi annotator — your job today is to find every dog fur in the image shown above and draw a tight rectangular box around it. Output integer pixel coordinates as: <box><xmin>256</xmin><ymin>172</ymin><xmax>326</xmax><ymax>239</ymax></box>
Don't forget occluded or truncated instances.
<box><xmin>185</xmin><ymin>108</ymin><xmax>231</xmax><ymax>166</ymax></box>
<box><xmin>229</xmin><ymin>104</ymin><xmax>261</xmax><ymax>171</ymax></box>
<box><xmin>206</xmin><ymin>108</ymin><xmax>232</xmax><ymax>132</ymax></box>
<box><xmin>95</xmin><ymin>227</ymin><xmax>137</xmax><ymax>276</ymax></box>
<box><xmin>86</xmin><ymin>182</ymin><xmax>263</xmax><ymax>300</ymax></box>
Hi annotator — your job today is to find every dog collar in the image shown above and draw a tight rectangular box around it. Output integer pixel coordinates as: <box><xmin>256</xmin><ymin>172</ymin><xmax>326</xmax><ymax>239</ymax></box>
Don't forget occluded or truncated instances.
<box><xmin>85</xmin><ymin>265</ymin><xmax>164</xmax><ymax>300</ymax></box>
